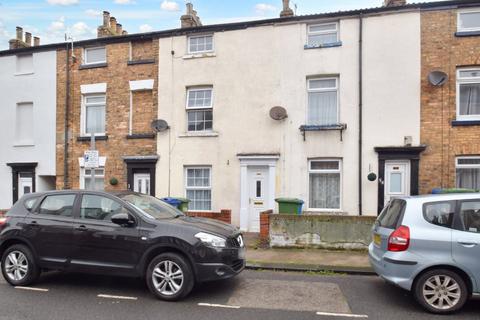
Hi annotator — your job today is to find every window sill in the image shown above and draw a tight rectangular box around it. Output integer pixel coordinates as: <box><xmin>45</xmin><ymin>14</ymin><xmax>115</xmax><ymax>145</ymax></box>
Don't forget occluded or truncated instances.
<box><xmin>300</xmin><ymin>123</ymin><xmax>347</xmax><ymax>141</ymax></box>
<box><xmin>127</xmin><ymin>59</ymin><xmax>155</xmax><ymax>65</ymax></box>
<box><xmin>179</xmin><ymin>131</ymin><xmax>219</xmax><ymax>138</ymax></box>
<box><xmin>455</xmin><ymin>31</ymin><xmax>480</xmax><ymax>37</ymax></box>
<box><xmin>183</xmin><ymin>52</ymin><xmax>216</xmax><ymax>60</ymax></box>
<box><xmin>452</xmin><ymin>120</ymin><xmax>480</xmax><ymax>126</ymax></box>
<box><xmin>79</xmin><ymin>62</ymin><xmax>108</xmax><ymax>70</ymax></box>
<box><xmin>77</xmin><ymin>135</ymin><xmax>109</xmax><ymax>142</ymax></box>
<box><xmin>14</xmin><ymin>72</ymin><xmax>34</xmax><ymax>76</ymax></box>
<box><xmin>13</xmin><ymin>142</ymin><xmax>34</xmax><ymax>147</ymax></box>
<box><xmin>304</xmin><ymin>41</ymin><xmax>342</xmax><ymax>50</ymax></box>
<box><xmin>126</xmin><ymin>133</ymin><xmax>156</xmax><ymax>139</ymax></box>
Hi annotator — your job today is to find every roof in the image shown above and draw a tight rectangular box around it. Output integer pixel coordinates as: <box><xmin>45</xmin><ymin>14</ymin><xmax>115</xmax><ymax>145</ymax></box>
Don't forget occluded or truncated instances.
<box><xmin>0</xmin><ymin>0</ymin><xmax>479</xmax><ymax>57</ymax></box>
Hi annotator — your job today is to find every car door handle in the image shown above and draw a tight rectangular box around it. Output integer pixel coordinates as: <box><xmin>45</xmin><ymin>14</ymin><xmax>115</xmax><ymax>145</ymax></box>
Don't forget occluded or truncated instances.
<box><xmin>75</xmin><ymin>225</ymin><xmax>88</xmax><ymax>232</ymax></box>
<box><xmin>458</xmin><ymin>240</ymin><xmax>478</xmax><ymax>247</ymax></box>
<box><xmin>28</xmin><ymin>221</ymin><xmax>39</xmax><ymax>227</ymax></box>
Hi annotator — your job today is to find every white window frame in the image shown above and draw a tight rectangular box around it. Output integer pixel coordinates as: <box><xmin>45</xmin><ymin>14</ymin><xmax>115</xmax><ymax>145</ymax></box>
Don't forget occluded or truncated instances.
<box><xmin>457</xmin><ymin>9</ymin><xmax>480</xmax><ymax>33</ymax></box>
<box><xmin>184</xmin><ymin>166</ymin><xmax>212</xmax><ymax>212</ymax></box>
<box><xmin>83</xmin><ymin>46</ymin><xmax>106</xmax><ymax>65</ymax></box>
<box><xmin>187</xmin><ymin>34</ymin><xmax>214</xmax><ymax>54</ymax></box>
<box><xmin>456</xmin><ymin>68</ymin><xmax>480</xmax><ymax>121</ymax></box>
<box><xmin>79</xmin><ymin>167</ymin><xmax>105</xmax><ymax>190</ymax></box>
<box><xmin>307</xmin><ymin>22</ymin><xmax>339</xmax><ymax>46</ymax></box>
<box><xmin>456</xmin><ymin>156</ymin><xmax>480</xmax><ymax>189</ymax></box>
<box><xmin>307</xmin><ymin>159</ymin><xmax>342</xmax><ymax>211</ymax></box>
<box><xmin>186</xmin><ymin>87</ymin><xmax>213</xmax><ymax>132</ymax></box>
<box><xmin>307</xmin><ymin>77</ymin><xmax>340</xmax><ymax>125</ymax></box>
<box><xmin>81</xmin><ymin>94</ymin><xmax>106</xmax><ymax>136</ymax></box>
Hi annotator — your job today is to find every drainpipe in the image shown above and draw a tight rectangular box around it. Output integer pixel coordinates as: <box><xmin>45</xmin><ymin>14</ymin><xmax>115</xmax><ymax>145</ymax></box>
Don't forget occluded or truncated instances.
<box><xmin>358</xmin><ymin>14</ymin><xmax>363</xmax><ymax>216</ymax></box>
<box><xmin>63</xmin><ymin>42</ymin><xmax>70</xmax><ymax>189</ymax></box>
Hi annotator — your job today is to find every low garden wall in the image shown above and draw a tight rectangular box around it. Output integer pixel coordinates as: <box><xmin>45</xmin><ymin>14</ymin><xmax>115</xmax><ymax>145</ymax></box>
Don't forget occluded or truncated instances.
<box><xmin>261</xmin><ymin>211</ymin><xmax>376</xmax><ymax>250</ymax></box>
<box><xmin>186</xmin><ymin>209</ymin><xmax>231</xmax><ymax>224</ymax></box>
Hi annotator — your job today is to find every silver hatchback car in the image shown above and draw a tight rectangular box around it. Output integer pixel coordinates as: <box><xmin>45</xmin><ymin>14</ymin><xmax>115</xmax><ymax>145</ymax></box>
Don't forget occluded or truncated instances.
<box><xmin>369</xmin><ymin>194</ymin><xmax>480</xmax><ymax>314</ymax></box>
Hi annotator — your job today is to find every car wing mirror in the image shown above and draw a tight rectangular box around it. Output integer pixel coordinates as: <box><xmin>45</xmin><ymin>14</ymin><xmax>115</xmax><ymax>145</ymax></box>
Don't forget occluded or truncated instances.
<box><xmin>111</xmin><ymin>213</ymin><xmax>135</xmax><ymax>227</ymax></box>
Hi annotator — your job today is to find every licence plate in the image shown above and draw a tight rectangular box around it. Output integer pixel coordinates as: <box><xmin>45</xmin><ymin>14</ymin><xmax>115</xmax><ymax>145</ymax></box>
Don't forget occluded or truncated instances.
<box><xmin>373</xmin><ymin>233</ymin><xmax>381</xmax><ymax>246</ymax></box>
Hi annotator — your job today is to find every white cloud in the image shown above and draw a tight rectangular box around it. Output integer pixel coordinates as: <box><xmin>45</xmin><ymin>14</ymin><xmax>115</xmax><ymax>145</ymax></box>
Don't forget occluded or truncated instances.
<box><xmin>46</xmin><ymin>0</ymin><xmax>79</xmax><ymax>5</ymax></box>
<box><xmin>114</xmin><ymin>0</ymin><xmax>135</xmax><ymax>4</ymax></box>
<box><xmin>255</xmin><ymin>3</ymin><xmax>277</xmax><ymax>15</ymax></box>
<box><xmin>85</xmin><ymin>9</ymin><xmax>101</xmax><ymax>17</ymax></box>
<box><xmin>161</xmin><ymin>0</ymin><xmax>180</xmax><ymax>12</ymax></box>
<box><xmin>47</xmin><ymin>16</ymin><xmax>66</xmax><ymax>33</ymax></box>
<box><xmin>139</xmin><ymin>24</ymin><xmax>153</xmax><ymax>33</ymax></box>
<box><xmin>69</xmin><ymin>21</ymin><xmax>96</xmax><ymax>38</ymax></box>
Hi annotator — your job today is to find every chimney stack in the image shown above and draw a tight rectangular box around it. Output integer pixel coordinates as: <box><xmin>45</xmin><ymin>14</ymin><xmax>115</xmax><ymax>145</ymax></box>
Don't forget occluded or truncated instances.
<box><xmin>280</xmin><ymin>0</ymin><xmax>294</xmax><ymax>17</ymax></box>
<box><xmin>383</xmin><ymin>0</ymin><xmax>406</xmax><ymax>6</ymax></box>
<box><xmin>34</xmin><ymin>36</ymin><xmax>40</xmax><ymax>46</ymax></box>
<box><xmin>16</xmin><ymin>26</ymin><xmax>23</xmax><ymax>40</ymax></box>
<box><xmin>181</xmin><ymin>2</ymin><xmax>202</xmax><ymax>28</ymax></box>
<box><xmin>103</xmin><ymin>11</ymin><xmax>110</xmax><ymax>27</ymax></box>
<box><xmin>24</xmin><ymin>32</ymin><xmax>32</xmax><ymax>46</ymax></box>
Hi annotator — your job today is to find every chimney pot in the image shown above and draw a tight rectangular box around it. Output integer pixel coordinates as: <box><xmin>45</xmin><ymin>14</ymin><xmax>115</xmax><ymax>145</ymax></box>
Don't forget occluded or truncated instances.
<box><xmin>280</xmin><ymin>0</ymin><xmax>294</xmax><ymax>17</ymax></box>
<box><xmin>16</xmin><ymin>26</ymin><xmax>23</xmax><ymax>41</ymax></box>
<box><xmin>186</xmin><ymin>2</ymin><xmax>193</xmax><ymax>15</ymax></box>
<box><xmin>103</xmin><ymin>11</ymin><xmax>110</xmax><ymax>27</ymax></box>
<box><xmin>34</xmin><ymin>36</ymin><xmax>40</xmax><ymax>46</ymax></box>
<box><xmin>110</xmin><ymin>17</ymin><xmax>117</xmax><ymax>33</ymax></box>
<box><xmin>116</xmin><ymin>23</ymin><xmax>122</xmax><ymax>35</ymax></box>
<box><xmin>383</xmin><ymin>0</ymin><xmax>406</xmax><ymax>6</ymax></box>
<box><xmin>25</xmin><ymin>32</ymin><xmax>32</xmax><ymax>46</ymax></box>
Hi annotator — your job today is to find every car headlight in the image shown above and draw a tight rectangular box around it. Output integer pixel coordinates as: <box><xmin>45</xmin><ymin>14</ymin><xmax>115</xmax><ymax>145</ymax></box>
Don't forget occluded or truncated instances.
<box><xmin>194</xmin><ymin>232</ymin><xmax>226</xmax><ymax>248</ymax></box>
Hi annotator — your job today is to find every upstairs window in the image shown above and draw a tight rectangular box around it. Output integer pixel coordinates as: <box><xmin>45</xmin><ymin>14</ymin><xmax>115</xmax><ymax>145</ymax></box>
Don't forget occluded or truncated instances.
<box><xmin>84</xmin><ymin>46</ymin><xmax>106</xmax><ymax>65</ymax></box>
<box><xmin>82</xmin><ymin>94</ymin><xmax>106</xmax><ymax>136</ymax></box>
<box><xmin>457</xmin><ymin>68</ymin><xmax>480</xmax><ymax>120</ymax></box>
<box><xmin>15</xmin><ymin>102</ymin><xmax>34</xmax><ymax>145</ymax></box>
<box><xmin>307</xmin><ymin>77</ymin><xmax>339</xmax><ymax>125</ymax></box>
<box><xmin>188</xmin><ymin>34</ymin><xmax>213</xmax><ymax>54</ymax></box>
<box><xmin>186</xmin><ymin>87</ymin><xmax>213</xmax><ymax>132</ymax></box>
<box><xmin>458</xmin><ymin>10</ymin><xmax>480</xmax><ymax>32</ymax></box>
<box><xmin>456</xmin><ymin>157</ymin><xmax>480</xmax><ymax>190</ymax></box>
<box><xmin>307</xmin><ymin>22</ymin><xmax>339</xmax><ymax>47</ymax></box>
<box><xmin>16</xmin><ymin>54</ymin><xmax>33</xmax><ymax>74</ymax></box>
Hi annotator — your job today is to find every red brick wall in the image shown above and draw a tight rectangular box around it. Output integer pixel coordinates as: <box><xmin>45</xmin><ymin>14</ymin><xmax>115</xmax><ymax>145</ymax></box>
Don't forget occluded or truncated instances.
<box><xmin>260</xmin><ymin>210</ymin><xmax>272</xmax><ymax>239</ymax></box>
<box><xmin>187</xmin><ymin>209</ymin><xmax>232</xmax><ymax>224</ymax></box>
<box><xmin>420</xmin><ymin>10</ymin><xmax>480</xmax><ymax>193</ymax></box>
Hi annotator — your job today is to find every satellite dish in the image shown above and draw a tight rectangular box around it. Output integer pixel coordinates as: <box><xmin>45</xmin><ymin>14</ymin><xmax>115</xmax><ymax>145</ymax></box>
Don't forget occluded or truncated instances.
<box><xmin>151</xmin><ymin>119</ymin><xmax>169</xmax><ymax>132</ymax></box>
<box><xmin>269</xmin><ymin>106</ymin><xmax>288</xmax><ymax>120</ymax></box>
<box><xmin>428</xmin><ymin>71</ymin><xmax>448</xmax><ymax>86</ymax></box>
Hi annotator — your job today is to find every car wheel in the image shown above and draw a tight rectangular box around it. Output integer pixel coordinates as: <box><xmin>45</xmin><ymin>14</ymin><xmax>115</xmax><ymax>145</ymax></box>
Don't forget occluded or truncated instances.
<box><xmin>414</xmin><ymin>269</ymin><xmax>468</xmax><ymax>314</ymax></box>
<box><xmin>1</xmin><ymin>244</ymin><xmax>40</xmax><ymax>286</ymax></box>
<box><xmin>146</xmin><ymin>252</ymin><xmax>194</xmax><ymax>301</ymax></box>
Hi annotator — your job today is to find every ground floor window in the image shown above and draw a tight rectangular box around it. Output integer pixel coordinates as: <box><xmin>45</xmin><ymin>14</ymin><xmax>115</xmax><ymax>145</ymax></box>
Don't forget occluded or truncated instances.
<box><xmin>309</xmin><ymin>159</ymin><xmax>341</xmax><ymax>210</ymax></box>
<box><xmin>185</xmin><ymin>167</ymin><xmax>211</xmax><ymax>211</ymax></box>
<box><xmin>80</xmin><ymin>168</ymin><xmax>105</xmax><ymax>190</ymax></box>
<box><xmin>456</xmin><ymin>157</ymin><xmax>480</xmax><ymax>189</ymax></box>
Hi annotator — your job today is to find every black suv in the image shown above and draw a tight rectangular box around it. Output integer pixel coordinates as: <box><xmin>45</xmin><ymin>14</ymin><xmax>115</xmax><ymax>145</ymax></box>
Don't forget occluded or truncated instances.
<box><xmin>0</xmin><ymin>190</ymin><xmax>245</xmax><ymax>300</ymax></box>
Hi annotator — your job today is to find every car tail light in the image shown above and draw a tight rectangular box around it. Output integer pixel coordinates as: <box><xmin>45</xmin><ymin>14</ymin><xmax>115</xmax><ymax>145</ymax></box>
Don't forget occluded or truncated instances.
<box><xmin>388</xmin><ymin>225</ymin><xmax>410</xmax><ymax>252</ymax></box>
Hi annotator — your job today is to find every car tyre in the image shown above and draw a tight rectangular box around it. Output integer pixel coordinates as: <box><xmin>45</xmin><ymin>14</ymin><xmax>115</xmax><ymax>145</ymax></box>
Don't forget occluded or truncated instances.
<box><xmin>146</xmin><ymin>252</ymin><xmax>194</xmax><ymax>301</ymax></box>
<box><xmin>1</xmin><ymin>244</ymin><xmax>40</xmax><ymax>287</ymax></box>
<box><xmin>414</xmin><ymin>269</ymin><xmax>468</xmax><ymax>314</ymax></box>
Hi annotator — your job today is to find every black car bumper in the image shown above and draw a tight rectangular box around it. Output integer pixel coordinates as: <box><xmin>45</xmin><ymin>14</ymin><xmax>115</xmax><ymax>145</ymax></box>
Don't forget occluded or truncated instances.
<box><xmin>194</xmin><ymin>245</ymin><xmax>246</xmax><ymax>282</ymax></box>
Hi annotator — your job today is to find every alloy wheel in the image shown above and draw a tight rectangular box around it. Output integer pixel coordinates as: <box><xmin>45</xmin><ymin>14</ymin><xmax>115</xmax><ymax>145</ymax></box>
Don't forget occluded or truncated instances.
<box><xmin>4</xmin><ymin>251</ymin><xmax>29</xmax><ymax>281</ymax></box>
<box><xmin>151</xmin><ymin>260</ymin><xmax>184</xmax><ymax>296</ymax></box>
<box><xmin>422</xmin><ymin>275</ymin><xmax>461</xmax><ymax>310</ymax></box>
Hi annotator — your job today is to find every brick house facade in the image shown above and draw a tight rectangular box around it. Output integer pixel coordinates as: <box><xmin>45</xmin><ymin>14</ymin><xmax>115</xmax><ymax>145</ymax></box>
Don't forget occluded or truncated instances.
<box><xmin>56</xmin><ymin>14</ymin><xmax>159</xmax><ymax>194</ymax></box>
<box><xmin>420</xmin><ymin>5</ymin><xmax>480</xmax><ymax>194</ymax></box>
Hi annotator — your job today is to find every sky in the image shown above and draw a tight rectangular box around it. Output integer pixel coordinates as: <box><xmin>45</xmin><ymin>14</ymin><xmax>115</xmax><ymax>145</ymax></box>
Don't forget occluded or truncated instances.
<box><xmin>0</xmin><ymin>0</ymin><xmax>447</xmax><ymax>50</ymax></box>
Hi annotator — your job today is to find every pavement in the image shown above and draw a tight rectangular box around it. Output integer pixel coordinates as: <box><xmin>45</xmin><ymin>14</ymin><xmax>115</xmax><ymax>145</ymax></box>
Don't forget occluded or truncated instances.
<box><xmin>244</xmin><ymin>233</ymin><xmax>373</xmax><ymax>274</ymax></box>
<box><xmin>2</xmin><ymin>269</ymin><xmax>480</xmax><ymax>320</ymax></box>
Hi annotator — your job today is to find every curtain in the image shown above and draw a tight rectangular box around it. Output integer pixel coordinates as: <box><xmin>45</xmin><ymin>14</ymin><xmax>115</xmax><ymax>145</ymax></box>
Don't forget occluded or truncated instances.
<box><xmin>456</xmin><ymin>168</ymin><xmax>480</xmax><ymax>189</ymax></box>
<box><xmin>86</xmin><ymin>105</ymin><xmax>105</xmax><ymax>134</ymax></box>
<box><xmin>460</xmin><ymin>84</ymin><xmax>480</xmax><ymax>115</ymax></box>
<box><xmin>308</xmin><ymin>91</ymin><xmax>337</xmax><ymax>125</ymax></box>
<box><xmin>309</xmin><ymin>173</ymin><xmax>340</xmax><ymax>209</ymax></box>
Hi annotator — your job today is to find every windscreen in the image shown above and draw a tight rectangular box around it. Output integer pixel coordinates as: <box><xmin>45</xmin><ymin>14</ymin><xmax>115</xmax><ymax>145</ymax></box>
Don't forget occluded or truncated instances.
<box><xmin>119</xmin><ymin>194</ymin><xmax>184</xmax><ymax>219</ymax></box>
<box><xmin>377</xmin><ymin>199</ymin><xmax>406</xmax><ymax>229</ymax></box>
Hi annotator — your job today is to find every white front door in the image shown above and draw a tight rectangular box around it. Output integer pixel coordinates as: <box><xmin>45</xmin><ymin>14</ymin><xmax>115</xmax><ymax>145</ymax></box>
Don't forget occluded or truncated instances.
<box><xmin>384</xmin><ymin>160</ymin><xmax>410</xmax><ymax>205</ymax></box>
<box><xmin>18</xmin><ymin>174</ymin><xmax>33</xmax><ymax>199</ymax></box>
<box><xmin>133</xmin><ymin>173</ymin><xmax>150</xmax><ymax>195</ymax></box>
<box><xmin>247</xmin><ymin>167</ymin><xmax>269</xmax><ymax>232</ymax></box>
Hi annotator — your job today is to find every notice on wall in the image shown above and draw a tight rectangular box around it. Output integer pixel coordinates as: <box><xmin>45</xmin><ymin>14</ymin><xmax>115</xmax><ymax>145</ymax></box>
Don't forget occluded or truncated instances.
<box><xmin>84</xmin><ymin>150</ymin><xmax>99</xmax><ymax>169</ymax></box>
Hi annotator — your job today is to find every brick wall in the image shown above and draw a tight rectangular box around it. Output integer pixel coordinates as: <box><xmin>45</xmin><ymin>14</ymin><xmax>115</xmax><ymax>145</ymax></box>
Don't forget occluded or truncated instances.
<box><xmin>420</xmin><ymin>10</ymin><xmax>480</xmax><ymax>194</ymax></box>
<box><xmin>187</xmin><ymin>209</ymin><xmax>232</xmax><ymax>224</ymax></box>
<box><xmin>56</xmin><ymin>38</ymin><xmax>159</xmax><ymax>190</ymax></box>
<box><xmin>260</xmin><ymin>209</ymin><xmax>272</xmax><ymax>239</ymax></box>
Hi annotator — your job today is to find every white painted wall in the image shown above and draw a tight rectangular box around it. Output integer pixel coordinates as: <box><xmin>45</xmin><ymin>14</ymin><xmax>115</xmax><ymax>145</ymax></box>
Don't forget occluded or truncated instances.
<box><xmin>157</xmin><ymin>11</ymin><xmax>421</xmax><ymax>227</ymax></box>
<box><xmin>0</xmin><ymin>50</ymin><xmax>57</xmax><ymax>208</ymax></box>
